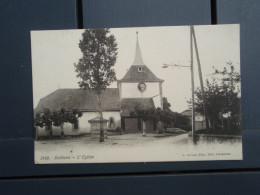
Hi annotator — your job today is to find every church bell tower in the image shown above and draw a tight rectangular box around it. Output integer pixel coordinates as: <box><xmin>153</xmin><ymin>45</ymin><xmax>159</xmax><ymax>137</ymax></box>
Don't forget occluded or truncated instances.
<box><xmin>118</xmin><ymin>32</ymin><xmax>164</xmax><ymax>109</ymax></box>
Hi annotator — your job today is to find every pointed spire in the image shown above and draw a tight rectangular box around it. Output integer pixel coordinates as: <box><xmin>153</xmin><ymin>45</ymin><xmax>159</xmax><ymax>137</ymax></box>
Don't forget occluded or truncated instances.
<box><xmin>133</xmin><ymin>31</ymin><xmax>145</xmax><ymax>65</ymax></box>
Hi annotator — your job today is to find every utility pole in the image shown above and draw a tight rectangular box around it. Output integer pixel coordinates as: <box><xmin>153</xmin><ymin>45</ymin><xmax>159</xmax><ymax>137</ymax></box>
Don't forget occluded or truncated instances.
<box><xmin>190</xmin><ymin>26</ymin><xmax>196</xmax><ymax>140</ymax></box>
<box><xmin>191</xmin><ymin>26</ymin><xmax>209</xmax><ymax>131</ymax></box>
<box><xmin>162</xmin><ymin>26</ymin><xmax>209</xmax><ymax>142</ymax></box>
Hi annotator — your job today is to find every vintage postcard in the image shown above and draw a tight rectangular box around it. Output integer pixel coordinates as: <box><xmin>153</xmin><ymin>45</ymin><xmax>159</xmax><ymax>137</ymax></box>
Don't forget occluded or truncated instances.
<box><xmin>31</xmin><ymin>24</ymin><xmax>242</xmax><ymax>164</ymax></box>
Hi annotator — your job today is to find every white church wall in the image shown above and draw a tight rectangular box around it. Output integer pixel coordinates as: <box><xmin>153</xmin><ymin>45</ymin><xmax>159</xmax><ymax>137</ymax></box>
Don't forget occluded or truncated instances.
<box><xmin>79</xmin><ymin>112</ymin><xmax>99</xmax><ymax>133</ymax></box>
<box><xmin>121</xmin><ymin>82</ymin><xmax>160</xmax><ymax>99</ymax></box>
<box><xmin>36</xmin><ymin>111</ymin><xmax>121</xmax><ymax>138</ymax></box>
<box><xmin>152</xmin><ymin>95</ymin><xmax>162</xmax><ymax>108</ymax></box>
<box><xmin>79</xmin><ymin>111</ymin><xmax>121</xmax><ymax>133</ymax></box>
<box><xmin>37</xmin><ymin>126</ymin><xmax>59</xmax><ymax>137</ymax></box>
<box><xmin>36</xmin><ymin>127</ymin><xmax>47</xmax><ymax>137</ymax></box>
<box><xmin>62</xmin><ymin>123</ymin><xmax>79</xmax><ymax>135</ymax></box>
<box><xmin>52</xmin><ymin>125</ymin><xmax>62</xmax><ymax>136</ymax></box>
<box><xmin>103</xmin><ymin>112</ymin><xmax>121</xmax><ymax>129</ymax></box>
<box><xmin>36</xmin><ymin>123</ymin><xmax>79</xmax><ymax>137</ymax></box>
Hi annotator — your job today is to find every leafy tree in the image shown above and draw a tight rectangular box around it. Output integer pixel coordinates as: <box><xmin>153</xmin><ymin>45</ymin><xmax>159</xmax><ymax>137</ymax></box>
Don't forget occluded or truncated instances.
<box><xmin>34</xmin><ymin>108</ymin><xmax>83</xmax><ymax>138</ymax></box>
<box><xmin>194</xmin><ymin>62</ymin><xmax>241</xmax><ymax>131</ymax></box>
<box><xmin>161</xmin><ymin>109</ymin><xmax>174</xmax><ymax>131</ymax></box>
<box><xmin>161</xmin><ymin>110</ymin><xmax>190</xmax><ymax>131</ymax></box>
<box><xmin>74</xmin><ymin>28</ymin><xmax>118</xmax><ymax>142</ymax></box>
<box><xmin>35</xmin><ymin>108</ymin><xmax>53</xmax><ymax>136</ymax></box>
<box><xmin>129</xmin><ymin>106</ymin><xmax>151</xmax><ymax>134</ymax></box>
<box><xmin>173</xmin><ymin>112</ymin><xmax>191</xmax><ymax>131</ymax></box>
<box><xmin>130</xmin><ymin>106</ymin><xmax>154</xmax><ymax>122</ymax></box>
<box><xmin>160</xmin><ymin>97</ymin><xmax>173</xmax><ymax>131</ymax></box>
<box><xmin>130</xmin><ymin>97</ymin><xmax>190</xmax><ymax>132</ymax></box>
<box><xmin>129</xmin><ymin>97</ymin><xmax>191</xmax><ymax>132</ymax></box>
<box><xmin>129</xmin><ymin>106</ymin><xmax>171</xmax><ymax>132</ymax></box>
<box><xmin>129</xmin><ymin>106</ymin><xmax>190</xmax><ymax>132</ymax></box>
<box><xmin>163</xmin><ymin>97</ymin><xmax>171</xmax><ymax>110</ymax></box>
<box><xmin>213</xmin><ymin>61</ymin><xmax>240</xmax><ymax>92</ymax></box>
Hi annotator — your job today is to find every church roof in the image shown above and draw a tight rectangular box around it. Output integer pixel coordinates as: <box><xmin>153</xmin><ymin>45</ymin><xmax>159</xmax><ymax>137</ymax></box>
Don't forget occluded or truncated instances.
<box><xmin>132</xmin><ymin>36</ymin><xmax>145</xmax><ymax>66</ymax></box>
<box><xmin>35</xmin><ymin>88</ymin><xmax>120</xmax><ymax>113</ymax></box>
<box><xmin>119</xmin><ymin>65</ymin><xmax>164</xmax><ymax>82</ymax></box>
<box><xmin>119</xmin><ymin>32</ymin><xmax>163</xmax><ymax>83</ymax></box>
<box><xmin>120</xmin><ymin>98</ymin><xmax>155</xmax><ymax>116</ymax></box>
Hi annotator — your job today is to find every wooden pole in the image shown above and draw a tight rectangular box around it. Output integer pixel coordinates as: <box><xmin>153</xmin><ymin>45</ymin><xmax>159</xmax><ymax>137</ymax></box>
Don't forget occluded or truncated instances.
<box><xmin>190</xmin><ymin>26</ymin><xmax>196</xmax><ymax>140</ymax></box>
<box><xmin>191</xmin><ymin>26</ymin><xmax>209</xmax><ymax>131</ymax></box>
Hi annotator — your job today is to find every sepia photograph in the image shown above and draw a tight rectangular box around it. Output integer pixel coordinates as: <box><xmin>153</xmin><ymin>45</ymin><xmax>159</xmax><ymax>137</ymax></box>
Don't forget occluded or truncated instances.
<box><xmin>31</xmin><ymin>24</ymin><xmax>242</xmax><ymax>164</ymax></box>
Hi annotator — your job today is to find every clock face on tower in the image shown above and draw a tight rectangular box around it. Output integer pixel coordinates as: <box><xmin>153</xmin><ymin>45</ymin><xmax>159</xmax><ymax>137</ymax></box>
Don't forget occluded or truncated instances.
<box><xmin>138</xmin><ymin>82</ymin><xmax>146</xmax><ymax>92</ymax></box>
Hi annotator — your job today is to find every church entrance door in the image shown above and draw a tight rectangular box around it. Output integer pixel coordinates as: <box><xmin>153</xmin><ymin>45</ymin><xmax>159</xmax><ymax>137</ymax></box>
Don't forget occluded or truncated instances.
<box><xmin>125</xmin><ymin>118</ymin><xmax>139</xmax><ymax>133</ymax></box>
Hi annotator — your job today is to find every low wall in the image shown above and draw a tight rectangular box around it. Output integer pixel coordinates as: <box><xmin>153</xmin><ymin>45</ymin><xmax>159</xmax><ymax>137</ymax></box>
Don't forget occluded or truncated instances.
<box><xmin>36</xmin><ymin>123</ymin><xmax>87</xmax><ymax>138</ymax></box>
<box><xmin>188</xmin><ymin>133</ymin><xmax>242</xmax><ymax>144</ymax></box>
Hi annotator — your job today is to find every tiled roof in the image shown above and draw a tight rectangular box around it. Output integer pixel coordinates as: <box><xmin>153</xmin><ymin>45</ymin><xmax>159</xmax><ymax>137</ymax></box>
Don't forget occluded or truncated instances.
<box><xmin>120</xmin><ymin>98</ymin><xmax>155</xmax><ymax>116</ymax></box>
<box><xmin>118</xmin><ymin>65</ymin><xmax>164</xmax><ymax>83</ymax></box>
<box><xmin>132</xmin><ymin>37</ymin><xmax>145</xmax><ymax>66</ymax></box>
<box><xmin>119</xmin><ymin>33</ymin><xmax>163</xmax><ymax>83</ymax></box>
<box><xmin>35</xmin><ymin>88</ymin><xmax>120</xmax><ymax>113</ymax></box>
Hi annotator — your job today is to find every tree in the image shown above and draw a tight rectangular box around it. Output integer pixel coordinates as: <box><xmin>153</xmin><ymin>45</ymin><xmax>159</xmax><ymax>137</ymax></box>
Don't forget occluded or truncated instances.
<box><xmin>130</xmin><ymin>106</ymin><xmax>154</xmax><ymax>122</ymax></box>
<box><xmin>161</xmin><ymin>109</ymin><xmax>174</xmax><ymax>131</ymax></box>
<box><xmin>34</xmin><ymin>108</ymin><xmax>83</xmax><ymax>138</ymax></box>
<box><xmin>194</xmin><ymin>62</ymin><xmax>241</xmax><ymax>131</ymax></box>
<box><xmin>163</xmin><ymin>97</ymin><xmax>171</xmax><ymax>110</ymax></box>
<box><xmin>129</xmin><ymin>99</ymin><xmax>174</xmax><ymax>133</ymax></box>
<box><xmin>129</xmin><ymin>106</ymin><xmax>160</xmax><ymax>133</ymax></box>
<box><xmin>129</xmin><ymin>96</ymin><xmax>191</xmax><ymax>133</ymax></box>
<box><xmin>172</xmin><ymin>112</ymin><xmax>191</xmax><ymax>131</ymax></box>
<box><xmin>129</xmin><ymin>106</ymin><xmax>190</xmax><ymax>132</ymax></box>
<box><xmin>161</xmin><ymin>97</ymin><xmax>175</xmax><ymax>131</ymax></box>
<box><xmin>74</xmin><ymin>28</ymin><xmax>118</xmax><ymax>142</ymax></box>
<box><xmin>35</xmin><ymin>108</ymin><xmax>53</xmax><ymax>136</ymax></box>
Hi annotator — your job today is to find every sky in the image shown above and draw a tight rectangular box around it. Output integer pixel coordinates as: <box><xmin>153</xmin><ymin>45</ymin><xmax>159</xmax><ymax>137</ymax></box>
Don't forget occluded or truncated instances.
<box><xmin>31</xmin><ymin>24</ymin><xmax>240</xmax><ymax>112</ymax></box>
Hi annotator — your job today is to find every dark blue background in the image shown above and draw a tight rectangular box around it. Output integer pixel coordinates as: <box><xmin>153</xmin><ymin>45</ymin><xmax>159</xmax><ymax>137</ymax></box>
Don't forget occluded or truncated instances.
<box><xmin>1</xmin><ymin>0</ymin><xmax>260</xmax><ymax>194</ymax></box>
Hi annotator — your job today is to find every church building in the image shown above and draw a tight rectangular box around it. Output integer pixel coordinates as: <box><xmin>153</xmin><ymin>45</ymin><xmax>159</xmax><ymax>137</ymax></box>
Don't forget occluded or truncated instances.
<box><xmin>118</xmin><ymin>32</ymin><xmax>164</xmax><ymax>133</ymax></box>
<box><xmin>35</xmin><ymin>33</ymin><xmax>164</xmax><ymax>137</ymax></box>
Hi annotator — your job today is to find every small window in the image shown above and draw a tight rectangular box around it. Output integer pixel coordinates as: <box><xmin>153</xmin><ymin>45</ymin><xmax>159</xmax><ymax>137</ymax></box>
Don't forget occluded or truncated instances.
<box><xmin>138</xmin><ymin>67</ymin><xmax>143</xmax><ymax>72</ymax></box>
